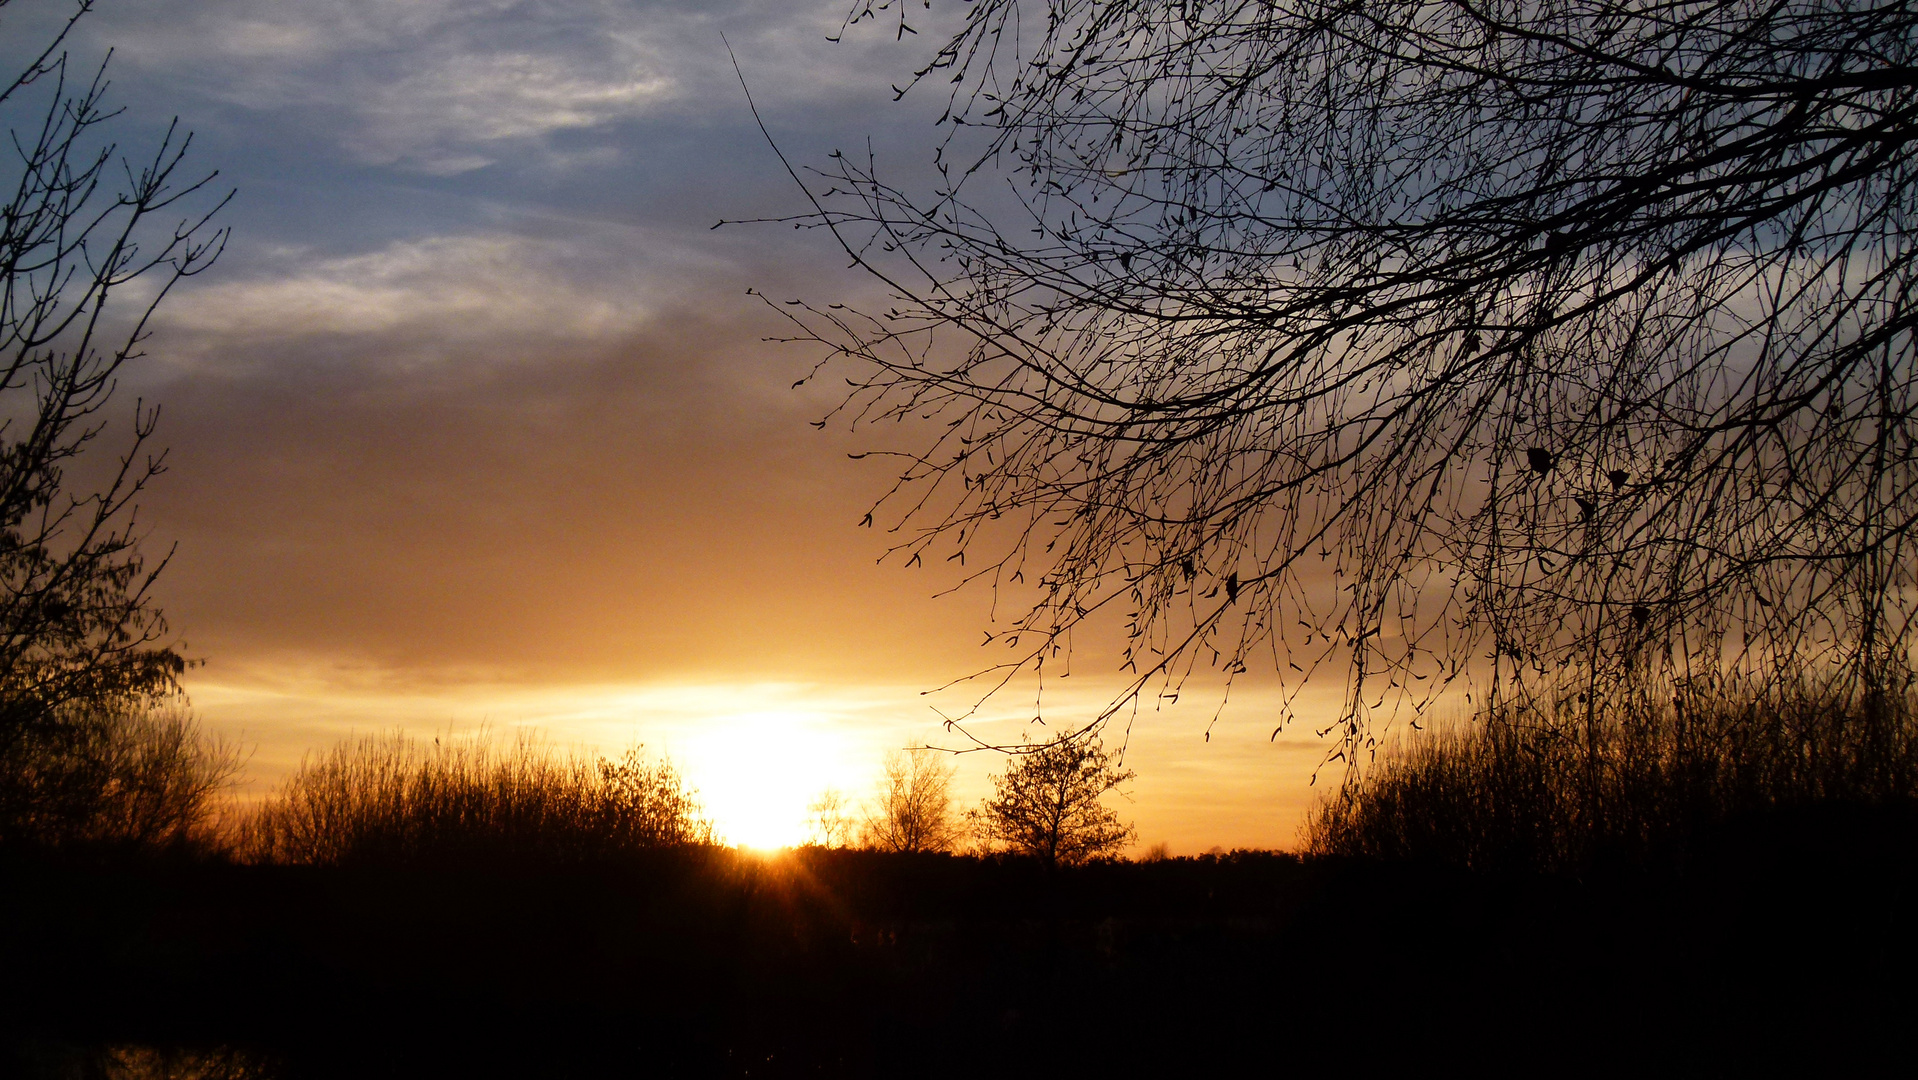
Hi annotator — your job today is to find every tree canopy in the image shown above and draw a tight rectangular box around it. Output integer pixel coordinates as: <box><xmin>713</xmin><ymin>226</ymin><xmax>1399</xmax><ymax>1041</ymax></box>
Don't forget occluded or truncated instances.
<box><xmin>972</xmin><ymin>737</ymin><xmax>1134</xmax><ymax>865</ymax></box>
<box><xmin>776</xmin><ymin>0</ymin><xmax>1918</xmax><ymax>764</ymax></box>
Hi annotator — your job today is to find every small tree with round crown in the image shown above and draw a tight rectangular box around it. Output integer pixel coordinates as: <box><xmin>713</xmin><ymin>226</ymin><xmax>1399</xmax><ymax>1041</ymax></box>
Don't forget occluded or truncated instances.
<box><xmin>973</xmin><ymin>737</ymin><xmax>1134</xmax><ymax>867</ymax></box>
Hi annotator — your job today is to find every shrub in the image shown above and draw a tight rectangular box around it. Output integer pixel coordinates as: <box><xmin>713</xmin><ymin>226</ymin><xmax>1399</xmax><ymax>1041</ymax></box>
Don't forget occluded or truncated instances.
<box><xmin>1305</xmin><ymin>674</ymin><xmax>1918</xmax><ymax>875</ymax></box>
<box><xmin>239</xmin><ymin>731</ymin><xmax>713</xmax><ymax>866</ymax></box>
<box><xmin>0</xmin><ymin>702</ymin><xmax>239</xmax><ymax>854</ymax></box>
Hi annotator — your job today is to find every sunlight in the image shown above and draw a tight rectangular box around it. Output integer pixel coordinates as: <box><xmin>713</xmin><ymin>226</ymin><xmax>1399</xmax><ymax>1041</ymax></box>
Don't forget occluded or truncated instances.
<box><xmin>189</xmin><ymin>673</ymin><xmax>1323</xmax><ymax>850</ymax></box>
<box><xmin>674</xmin><ymin>710</ymin><xmax>857</xmax><ymax>849</ymax></box>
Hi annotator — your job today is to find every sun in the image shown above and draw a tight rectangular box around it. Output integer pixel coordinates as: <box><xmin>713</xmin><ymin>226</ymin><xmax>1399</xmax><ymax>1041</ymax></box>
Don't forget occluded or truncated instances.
<box><xmin>674</xmin><ymin>710</ymin><xmax>854</xmax><ymax>849</ymax></box>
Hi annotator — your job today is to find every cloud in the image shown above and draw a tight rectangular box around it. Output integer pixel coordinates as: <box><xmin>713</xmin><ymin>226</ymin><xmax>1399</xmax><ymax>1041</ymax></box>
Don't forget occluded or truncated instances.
<box><xmin>351</xmin><ymin>51</ymin><xmax>672</xmax><ymax>172</ymax></box>
<box><xmin>82</xmin><ymin>0</ymin><xmax>936</xmax><ymax>173</ymax></box>
<box><xmin>152</xmin><ymin>228</ymin><xmax>732</xmax><ymax>367</ymax></box>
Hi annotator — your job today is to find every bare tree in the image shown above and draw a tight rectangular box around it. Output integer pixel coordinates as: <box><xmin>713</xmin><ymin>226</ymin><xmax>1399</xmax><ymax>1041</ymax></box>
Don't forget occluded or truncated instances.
<box><xmin>804</xmin><ymin>785</ymin><xmax>858</xmax><ymax>848</ymax></box>
<box><xmin>971</xmin><ymin>736</ymin><xmax>1134</xmax><ymax>866</ymax></box>
<box><xmin>862</xmin><ymin>748</ymin><xmax>960</xmax><ymax>853</ymax></box>
<box><xmin>766</xmin><ymin>0</ymin><xmax>1918</xmax><ymax>768</ymax></box>
<box><xmin>0</xmin><ymin>0</ymin><xmax>228</xmax><ymax>836</ymax></box>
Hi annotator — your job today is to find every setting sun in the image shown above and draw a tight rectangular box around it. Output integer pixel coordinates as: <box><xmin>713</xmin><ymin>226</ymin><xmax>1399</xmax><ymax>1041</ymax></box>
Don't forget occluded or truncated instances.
<box><xmin>674</xmin><ymin>710</ymin><xmax>858</xmax><ymax>849</ymax></box>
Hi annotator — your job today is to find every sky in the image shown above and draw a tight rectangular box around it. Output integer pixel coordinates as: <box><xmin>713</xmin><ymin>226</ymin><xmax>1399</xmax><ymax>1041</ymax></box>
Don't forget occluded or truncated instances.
<box><xmin>3</xmin><ymin>0</ymin><xmax>1340</xmax><ymax>850</ymax></box>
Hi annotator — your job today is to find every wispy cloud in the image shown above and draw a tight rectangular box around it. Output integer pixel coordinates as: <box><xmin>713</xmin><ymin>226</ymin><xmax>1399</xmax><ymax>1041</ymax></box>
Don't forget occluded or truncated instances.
<box><xmin>153</xmin><ymin>228</ymin><xmax>732</xmax><ymax>366</ymax></box>
<box><xmin>349</xmin><ymin>51</ymin><xmax>672</xmax><ymax>172</ymax></box>
<box><xmin>85</xmin><ymin>0</ymin><xmax>927</xmax><ymax>173</ymax></box>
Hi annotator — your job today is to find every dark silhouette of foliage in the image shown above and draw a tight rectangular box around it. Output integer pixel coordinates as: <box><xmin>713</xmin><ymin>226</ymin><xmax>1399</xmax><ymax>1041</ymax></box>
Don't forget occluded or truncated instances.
<box><xmin>0</xmin><ymin>701</ymin><xmax>238</xmax><ymax>853</ymax></box>
<box><xmin>14</xmin><ymin>1041</ymin><xmax>277</xmax><ymax>1079</ymax></box>
<box><xmin>239</xmin><ymin>732</ymin><xmax>714</xmax><ymax>866</ymax></box>
<box><xmin>10</xmin><ymin>837</ymin><xmax>1911</xmax><ymax>1074</ymax></box>
<box><xmin>862</xmin><ymin>748</ymin><xmax>960</xmax><ymax>852</ymax></box>
<box><xmin>972</xmin><ymin>736</ymin><xmax>1135</xmax><ymax>865</ymax></box>
<box><xmin>0</xmin><ymin>0</ymin><xmax>227</xmax><ymax>848</ymax></box>
<box><xmin>1306</xmin><ymin>674</ymin><xmax>1918</xmax><ymax>874</ymax></box>
<box><xmin>771</xmin><ymin>0</ymin><xmax>1918</xmax><ymax>767</ymax></box>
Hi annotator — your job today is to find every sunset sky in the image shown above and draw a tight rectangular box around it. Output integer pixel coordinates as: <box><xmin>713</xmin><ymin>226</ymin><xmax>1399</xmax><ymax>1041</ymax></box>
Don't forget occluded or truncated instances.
<box><xmin>6</xmin><ymin>0</ymin><xmax>1342</xmax><ymax>850</ymax></box>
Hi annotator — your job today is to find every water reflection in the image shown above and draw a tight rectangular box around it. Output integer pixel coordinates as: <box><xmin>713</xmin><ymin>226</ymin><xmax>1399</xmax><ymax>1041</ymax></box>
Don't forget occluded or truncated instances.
<box><xmin>15</xmin><ymin>1043</ymin><xmax>276</xmax><ymax>1080</ymax></box>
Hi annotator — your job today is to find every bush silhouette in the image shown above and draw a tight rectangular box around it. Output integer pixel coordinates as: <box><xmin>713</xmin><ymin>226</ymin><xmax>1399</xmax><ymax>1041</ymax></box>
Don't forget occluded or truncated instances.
<box><xmin>0</xmin><ymin>703</ymin><xmax>238</xmax><ymax>854</ymax></box>
<box><xmin>1306</xmin><ymin>674</ymin><xmax>1918</xmax><ymax>875</ymax></box>
<box><xmin>239</xmin><ymin>731</ymin><xmax>712</xmax><ymax>866</ymax></box>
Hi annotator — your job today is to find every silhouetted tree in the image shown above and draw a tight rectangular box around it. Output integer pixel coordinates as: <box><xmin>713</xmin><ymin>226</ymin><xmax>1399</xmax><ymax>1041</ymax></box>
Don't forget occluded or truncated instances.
<box><xmin>971</xmin><ymin>737</ymin><xmax>1134</xmax><ymax>866</ymax></box>
<box><xmin>774</xmin><ymin>0</ymin><xmax>1918</xmax><ymax>766</ymax></box>
<box><xmin>862</xmin><ymin>748</ymin><xmax>959</xmax><ymax>852</ymax></box>
<box><xmin>805</xmin><ymin>785</ymin><xmax>858</xmax><ymax>847</ymax></box>
<box><xmin>0</xmin><ymin>0</ymin><xmax>228</xmax><ymax>841</ymax></box>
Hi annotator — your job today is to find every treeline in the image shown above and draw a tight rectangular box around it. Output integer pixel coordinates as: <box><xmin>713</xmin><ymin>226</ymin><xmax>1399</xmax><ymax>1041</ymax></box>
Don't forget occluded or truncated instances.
<box><xmin>4</xmin><ymin>680</ymin><xmax>1915</xmax><ymax>1076</ymax></box>
<box><xmin>7</xmin><ymin>670</ymin><xmax>1918</xmax><ymax>876</ymax></box>
<box><xmin>1</xmin><ymin>702</ymin><xmax>1152</xmax><ymax>869</ymax></box>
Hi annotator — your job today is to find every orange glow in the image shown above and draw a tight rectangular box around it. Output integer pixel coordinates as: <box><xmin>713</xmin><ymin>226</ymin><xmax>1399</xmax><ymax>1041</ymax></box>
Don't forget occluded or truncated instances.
<box><xmin>188</xmin><ymin>672</ymin><xmax>1333</xmax><ymax>853</ymax></box>
<box><xmin>673</xmin><ymin>710</ymin><xmax>860</xmax><ymax>849</ymax></box>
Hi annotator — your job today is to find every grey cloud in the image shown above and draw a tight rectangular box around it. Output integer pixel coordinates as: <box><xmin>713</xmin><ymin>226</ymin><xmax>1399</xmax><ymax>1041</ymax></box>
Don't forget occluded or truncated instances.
<box><xmin>152</xmin><ymin>227</ymin><xmax>736</xmax><ymax>369</ymax></box>
<box><xmin>82</xmin><ymin>0</ymin><xmax>941</xmax><ymax>173</ymax></box>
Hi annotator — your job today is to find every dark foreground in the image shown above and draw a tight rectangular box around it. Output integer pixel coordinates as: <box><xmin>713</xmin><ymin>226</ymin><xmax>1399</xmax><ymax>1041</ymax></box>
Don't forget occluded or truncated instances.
<box><xmin>4</xmin><ymin>808</ymin><xmax>1913</xmax><ymax>1078</ymax></box>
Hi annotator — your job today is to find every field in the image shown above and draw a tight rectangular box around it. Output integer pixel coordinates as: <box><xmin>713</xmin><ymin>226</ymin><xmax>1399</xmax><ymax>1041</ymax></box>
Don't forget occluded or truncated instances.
<box><xmin>6</xmin><ymin>818</ymin><xmax>1913</xmax><ymax>1078</ymax></box>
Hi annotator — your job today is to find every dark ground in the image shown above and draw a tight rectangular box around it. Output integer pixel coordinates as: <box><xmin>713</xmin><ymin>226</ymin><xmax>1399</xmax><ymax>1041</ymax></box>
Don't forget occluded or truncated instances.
<box><xmin>3</xmin><ymin>806</ymin><xmax>1913</xmax><ymax>1078</ymax></box>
